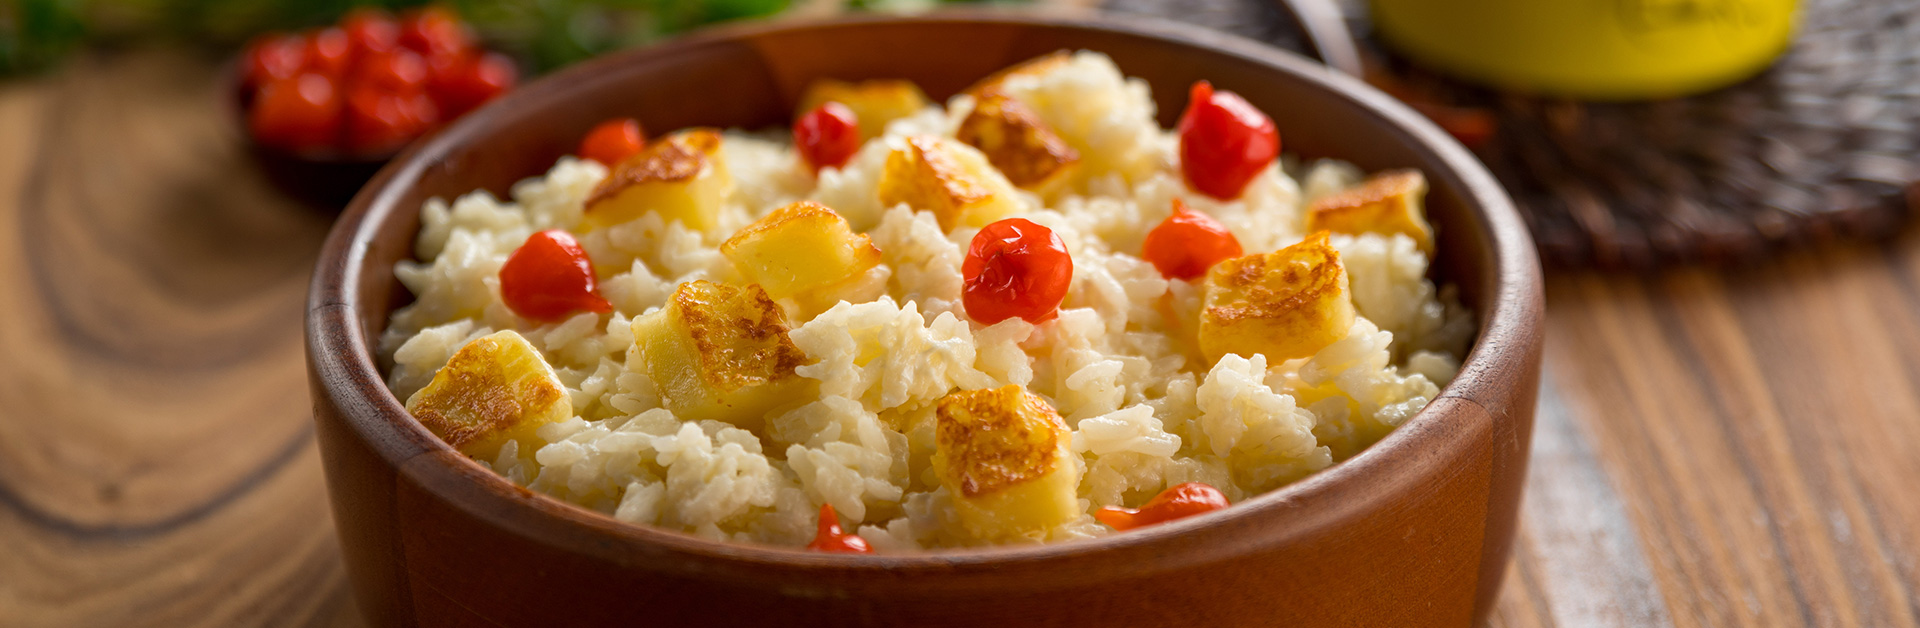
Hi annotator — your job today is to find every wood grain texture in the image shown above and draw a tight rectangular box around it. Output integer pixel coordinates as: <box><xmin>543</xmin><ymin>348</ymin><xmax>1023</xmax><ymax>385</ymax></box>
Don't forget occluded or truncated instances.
<box><xmin>1489</xmin><ymin>239</ymin><xmax>1920</xmax><ymax>627</ymax></box>
<box><xmin>3</xmin><ymin>42</ymin><xmax>1917</xmax><ymax>628</ymax></box>
<box><xmin>0</xmin><ymin>50</ymin><xmax>360</xmax><ymax>628</ymax></box>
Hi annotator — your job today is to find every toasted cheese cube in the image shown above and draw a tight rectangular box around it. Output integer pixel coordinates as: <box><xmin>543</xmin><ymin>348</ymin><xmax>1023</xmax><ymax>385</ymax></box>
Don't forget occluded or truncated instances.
<box><xmin>962</xmin><ymin>51</ymin><xmax>1071</xmax><ymax>99</ymax></box>
<box><xmin>583</xmin><ymin>128</ymin><xmax>733</xmax><ymax>233</ymax></box>
<box><xmin>405</xmin><ymin>330</ymin><xmax>571</xmax><ymax>461</ymax></box>
<box><xmin>877</xmin><ymin>135</ymin><xmax>1022</xmax><ymax>232</ymax></box>
<box><xmin>631</xmin><ymin>280</ymin><xmax>812</xmax><ymax>429</ymax></box>
<box><xmin>1199</xmin><ymin>232</ymin><xmax>1356</xmax><ymax>365</ymax></box>
<box><xmin>932</xmin><ymin>385</ymin><xmax>1081</xmax><ymax>543</ymax></box>
<box><xmin>720</xmin><ymin>201</ymin><xmax>884</xmax><ymax>318</ymax></box>
<box><xmin>720</xmin><ymin>201</ymin><xmax>881</xmax><ymax>301</ymax></box>
<box><xmin>956</xmin><ymin>92</ymin><xmax>1080</xmax><ymax>196</ymax></box>
<box><xmin>1305</xmin><ymin>170</ymin><xmax>1435</xmax><ymax>255</ymax></box>
<box><xmin>963</xmin><ymin>51</ymin><xmax>1164</xmax><ymax>191</ymax></box>
<box><xmin>796</xmin><ymin>78</ymin><xmax>931</xmax><ymax>141</ymax></box>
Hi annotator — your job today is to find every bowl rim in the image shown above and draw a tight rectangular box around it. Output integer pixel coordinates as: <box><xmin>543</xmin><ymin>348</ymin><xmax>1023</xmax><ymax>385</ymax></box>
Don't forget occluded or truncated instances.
<box><xmin>307</xmin><ymin>9</ymin><xmax>1539</xmax><ymax>581</ymax></box>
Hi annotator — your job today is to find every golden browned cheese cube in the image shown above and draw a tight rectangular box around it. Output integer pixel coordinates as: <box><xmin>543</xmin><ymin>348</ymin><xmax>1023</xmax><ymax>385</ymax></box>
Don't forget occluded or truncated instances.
<box><xmin>962</xmin><ymin>51</ymin><xmax>1071</xmax><ymax>98</ymax></box>
<box><xmin>720</xmin><ymin>201</ymin><xmax>881</xmax><ymax>310</ymax></box>
<box><xmin>955</xmin><ymin>92</ymin><xmax>1081</xmax><ymax>196</ymax></box>
<box><xmin>877</xmin><ymin>135</ymin><xmax>1021</xmax><ymax>232</ymax></box>
<box><xmin>583</xmin><ymin>128</ymin><xmax>733</xmax><ymax>233</ymax></box>
<box><xmin>796</xmin><ymin>78</ymin><xmax>931</xmax><ymax>141</ymax></box>
<box><xmin>631</xmin><ymin>280</ymin><xmax>812</xmax><ymax>429</ymax></box>
<box><xmin>1199</xmin><ymin>232</ymin><xmax>1356</xmax><ymax>365</ymax></box>
<box><xmin>405</xmin><ymin>330</ymin><xmax>572</xmax><ymax>461</ymax></box>
<box><xmin>1305</xmin><ymin>170</ymin><xmax>1435</xmax><ymax>255</ymax></box>
<box><xmin>932</xmin><ymin>385</ymin><xmax>1081</xmax><ymax>543</ymax></box>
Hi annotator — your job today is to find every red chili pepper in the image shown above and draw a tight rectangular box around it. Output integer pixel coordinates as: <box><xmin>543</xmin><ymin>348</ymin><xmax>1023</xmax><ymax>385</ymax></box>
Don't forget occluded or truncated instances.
<box><xmin>578</xmin><ymin>118</ymin><xmax>648</xmax><ymax>166</ymax></box>
<box><xmin>244</xmin><ymin>6</ymin><xmax>505</xmax><ymax>155</ymax></box>
<box><xmin>248</xmin><ymin>73</ymin><xmax>342</xmax><ymax>152</ymax></box>
<box><xmin>806</xmin><ymin>503</ymin><xmax>873</xmax><ymax>554</ymax></box>
<box><xmin>398</xmin><ymin>5</ymin><xmax>474</xmax><ymax>59</ymax></box>
<box><xmin>962</xmin><ymin>217</ymin><xmax>1074</xmax><ymax>325</ymax></box>
<box><xmin>1177</xmin><ymin>81</ymin><xmax>1280</xmax><ymax>201</ymax></box>
<box><xmin>342</xmin><ymin>8</ymin><xmax>400</xmax><ymax>55</ymax></box>
<box><xmin>352</xmin><ymin>48</ymin><xmax>428</xmax><ymax>93</ymax></box>
<box><xmin>1141</xmin><ymin>198</ymin><xmax>1243</xmax><ymax>280</ymax></box>
<box><xmin>499</xmin><ymin>230</ymin><xmax>612</xmax><ymax>322</ymax></box>
<box><xmin>428</xmin><ymin>51</ymin><xmax>517</xmax><ymax>119</ymax></box>
<box><xmin>1094</xmin><ymin>482</ymin><xmax>1230</xmax><ymax>531</ymax></box>
<box><xmin>242</xmin><ymin>33</ymin><xmax>307</xmax><ymax>87</ymax></box>
<box><xmin>303</xmin><ymin>28</ymin><xmax>353</xmax><ymax>79</ymax></box>
<box><xmin>794</xmin><ymin>102</ymin><xmax>861</xmax><ymax>173</ymax></box>
<box><xmin>343</xmin><ymin>84</ymin><xmax>438</xmax><ymax>156</ymax></box>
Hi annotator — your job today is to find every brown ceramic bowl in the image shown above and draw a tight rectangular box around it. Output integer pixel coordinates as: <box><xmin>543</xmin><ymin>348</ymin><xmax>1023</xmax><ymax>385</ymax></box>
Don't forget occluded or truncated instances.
<box><xmin>306</xmin><ymin>11</ymin><xmax>1543</xmax><ymax>628</ymax></box>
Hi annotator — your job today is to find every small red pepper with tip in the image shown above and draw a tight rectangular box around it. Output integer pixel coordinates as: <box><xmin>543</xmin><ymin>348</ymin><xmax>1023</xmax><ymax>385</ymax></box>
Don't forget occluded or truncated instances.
<box><xmin>499</xmin><ymin>229</ymin><xmax>612</xmax><ymax>322</ymax></box>
<box><xmin>1094</xmin><ymin>482</ymin><xmax>1230</xmax><ymax>531</ymax></box>
<box><xmin>1141</xmin><ymin>198</ymin><xmax>1243</xmax><ymax>280</ymax></box>
<box><xmin>806</xmin><ymin>503</ymin><xmax>873</xmax><ymax>554</ymax></box>
<box><xmin>794</xmin><ymin>102</ymin><xmax>861</xmax><ymax>173</ymax></box>
<box><xmin>578</xmin><ymin>118</ymin><xmax>647</xmax><ymax>166</ymax></box>
<box><xmin>961</xmin><ymin>217</ymin><xmax>1074</xmax><ymax>325</ymax></box>
<box><xmin>1177</xmin><ymin>81</ymin><xmax>1280</xmax><ymax>201</ymax></box>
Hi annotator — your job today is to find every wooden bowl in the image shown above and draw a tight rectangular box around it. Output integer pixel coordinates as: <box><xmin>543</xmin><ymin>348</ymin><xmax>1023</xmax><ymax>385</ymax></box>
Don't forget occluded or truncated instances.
<box><xmin>306</xmin><ymin>11</ymin><xmax>1543</xmax><ymax>628</ymax></box>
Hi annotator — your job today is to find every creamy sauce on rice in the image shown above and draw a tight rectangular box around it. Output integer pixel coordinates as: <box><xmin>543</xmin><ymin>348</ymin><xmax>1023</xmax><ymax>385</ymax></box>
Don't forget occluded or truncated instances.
<box><xmin>382</xmin><ymin>51</ymin><xmax>1473</xmax><ymax>550</ymax></box>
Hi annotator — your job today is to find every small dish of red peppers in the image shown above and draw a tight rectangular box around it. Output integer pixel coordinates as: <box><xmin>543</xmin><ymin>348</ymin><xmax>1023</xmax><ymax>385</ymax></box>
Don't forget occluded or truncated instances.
<box><xmin>238</xmin><ymin>6</ymin><xmax>517</xmax><ymax>160</ymax></box>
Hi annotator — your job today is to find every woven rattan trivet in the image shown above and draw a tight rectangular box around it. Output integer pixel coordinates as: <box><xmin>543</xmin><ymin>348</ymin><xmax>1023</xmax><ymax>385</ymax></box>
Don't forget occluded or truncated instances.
<box><xmin>1108</xmin><ymin>0</ymin><xmax>1920</xmax><ymax>267</ymax></box>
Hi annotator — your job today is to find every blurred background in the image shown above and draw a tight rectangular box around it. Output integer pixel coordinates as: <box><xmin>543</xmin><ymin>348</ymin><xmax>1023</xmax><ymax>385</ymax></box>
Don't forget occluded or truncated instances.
<box><xmin>0</xmin><ymin>0</ymin><xmax>1006</xmax><ymax>76</ymax></box>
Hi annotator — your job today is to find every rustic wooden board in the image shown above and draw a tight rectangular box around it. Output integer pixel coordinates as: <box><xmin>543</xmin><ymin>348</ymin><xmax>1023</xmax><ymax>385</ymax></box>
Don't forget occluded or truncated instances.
<box><xmin>0</xmin><ymin>50</ymin><xmax>362</xmax><ymax>628</ymax></box>
<box><xmin>3</xmin><ymin>48</ymin><xmax>1916</xmax><ymax>628</ymax></box>
<box><xmin>1505</xmin><ymin>258</ymin><xmax>1920</xmax><ymax>627</ymax></box>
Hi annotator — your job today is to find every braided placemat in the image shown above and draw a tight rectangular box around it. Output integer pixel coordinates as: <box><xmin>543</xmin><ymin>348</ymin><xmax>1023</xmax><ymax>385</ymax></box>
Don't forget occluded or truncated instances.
<box><xmin>1108</xmin><ymin>0</ymin><xmax>1920</xmax><ymax>267</ymax></box>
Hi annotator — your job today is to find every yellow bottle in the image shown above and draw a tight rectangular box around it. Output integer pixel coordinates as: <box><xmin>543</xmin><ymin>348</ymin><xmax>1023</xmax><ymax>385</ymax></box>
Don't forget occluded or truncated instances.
<box><xmin>1369</xmin><ymin>0</ymin><xmax>1798</xmax><ymax>100</ymax></box>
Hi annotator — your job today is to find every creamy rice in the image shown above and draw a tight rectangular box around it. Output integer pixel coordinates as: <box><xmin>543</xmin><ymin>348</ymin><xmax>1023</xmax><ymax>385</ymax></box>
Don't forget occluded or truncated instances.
<box><xmin>381</xmin><ymin>51</ymin><xmax>1473</xmax><ymax>549</ymax></box>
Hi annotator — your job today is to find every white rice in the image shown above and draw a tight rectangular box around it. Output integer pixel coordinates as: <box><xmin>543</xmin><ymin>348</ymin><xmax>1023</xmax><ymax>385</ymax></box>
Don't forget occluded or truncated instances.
<box><xmin>381</xmin><ymin>51</ymin><xmax>1474</xmax><ymax>550</ymax></box>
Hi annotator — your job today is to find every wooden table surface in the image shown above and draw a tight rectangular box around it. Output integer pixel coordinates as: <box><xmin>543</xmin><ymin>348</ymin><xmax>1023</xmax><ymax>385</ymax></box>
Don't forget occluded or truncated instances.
<box><xmin>3</xmin><ymin>49</ymin><xmax>1917</xmax><ymax>628</ymax></box>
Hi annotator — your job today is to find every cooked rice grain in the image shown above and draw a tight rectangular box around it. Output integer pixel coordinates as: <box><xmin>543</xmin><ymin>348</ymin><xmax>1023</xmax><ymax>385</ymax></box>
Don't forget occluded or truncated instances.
<box><xmin>382</xmin><ymin>52</ymin><xmax>1474</xmax><ymax>550</ymax></box>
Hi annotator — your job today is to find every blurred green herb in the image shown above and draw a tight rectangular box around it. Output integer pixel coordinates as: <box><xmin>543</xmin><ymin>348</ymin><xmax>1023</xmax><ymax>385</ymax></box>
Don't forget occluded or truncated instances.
<box><xmin>2</xmin><ymin>0</ymin><xmax>89</xmax><ymax>75</ymax></box>
<box><xmin>0</xmin><ymin>0</ymin><xmax>1017</xmax><ymax>77</ymax></box>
